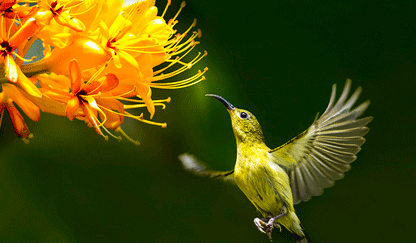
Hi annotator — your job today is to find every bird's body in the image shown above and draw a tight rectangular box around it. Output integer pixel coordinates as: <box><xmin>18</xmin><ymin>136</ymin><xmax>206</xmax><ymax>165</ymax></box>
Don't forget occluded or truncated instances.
<box><xmin>179</xmin><ymin>80</ymin><xmax>372</xmax><ymax>242</ymax></box>
<box><xmin>234</xmin><ymin>141</ymin><xmax>303</xmax><ymax>237</ymax></box>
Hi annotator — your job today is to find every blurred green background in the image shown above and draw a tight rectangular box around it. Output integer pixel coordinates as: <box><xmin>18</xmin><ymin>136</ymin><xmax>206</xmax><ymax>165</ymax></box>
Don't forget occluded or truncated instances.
<box><xmin>1</xmin><ymin>0</ymin><xmax>415</xmax><ymax>242</ymax></box>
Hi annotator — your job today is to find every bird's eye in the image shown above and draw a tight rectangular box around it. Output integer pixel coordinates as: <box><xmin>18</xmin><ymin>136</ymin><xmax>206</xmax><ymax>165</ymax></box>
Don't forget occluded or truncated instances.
<box><xmin>240</xmin><ymin>112</ymin><xmax>248</xmax><ymax>119</ymax></box>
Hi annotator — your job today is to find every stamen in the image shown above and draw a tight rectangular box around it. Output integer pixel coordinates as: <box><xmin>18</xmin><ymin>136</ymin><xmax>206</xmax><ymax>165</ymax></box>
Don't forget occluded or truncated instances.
<box><xmin>102</xmin><ymin>126</ymin><xmax>122</xmax><ymax>141</ymax></box>
<box><xmin>22</xmin><ymin>133</ymin><xmax>34</xmax><ymax>144</ymax></box>
<box><xmin>95</xmin><ymin>105</ymin><xmax>108</xmax><ymax>127</ymax></box>
<box><xmin>124</xmin><ymin>102</ymin><xmax>167</xmax><ymax>110</ymax></box>
<box><xmin>161</xmin><ymin>0</ymin><xmax>171</xmax><ymax>18</ymax></box>
<box><xmin>149</xmin><ymin>68</ymin><xmax>207</xmax><ymax>89</ymax></box>
<box><xmin>171</xmin><ymin>1</ymin><xmax>186</xmax><ymax>24</ymax></box>
<box><xmin>116</xmin><ymin>127</ymin><xmax>140</xmax><ymax>146</ymax></box>
<box><xmin>85</xmin><ymin>62</ymin><xmax>107</xmax><ymax>86</ymax></box>
<box><xmin>124</xmin><ymin>111</ymin><xmax>167</xmax><ymax>128</ymax></box>
<box><xmin>148</xmin><ymin>51</ymin><xmax>207</xmax><ymax>83</ymax></box>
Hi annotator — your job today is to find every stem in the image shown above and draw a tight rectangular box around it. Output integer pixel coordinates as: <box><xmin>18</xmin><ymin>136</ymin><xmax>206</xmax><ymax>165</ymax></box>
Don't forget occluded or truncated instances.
<box><xmin>20</xmin><ymin>58</ymin><xmax>51</xmax><ymax>78</ymax></box>
<box><xmin>1</xmin><ymin>59</ymin><xmax>51</xmax><ymax>84</ymax></box>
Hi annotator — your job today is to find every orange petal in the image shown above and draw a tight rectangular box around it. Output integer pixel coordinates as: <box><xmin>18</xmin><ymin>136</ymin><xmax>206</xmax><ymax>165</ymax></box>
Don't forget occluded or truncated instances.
<box><xmin>16</xmin><ymin>65</ymin><xmax>42</xmax><ymax>97</ymax></box>
<box><xmin>69</xmin><ymin>59</ymin><xmax>82</xmax><ymax>94</ymax></box>
<box><xmin>54</xmin><ymin>11</ymin><xmax>86</xmax><ymax>32</ymax></box>
<box><xmin>135</xmin><ymin>83</ymin><xmax>155</xmax><ymax>118</ymax></box>
<box><xmin>117</xmin><ymin>49</ymin><xmax>139</xmax><ymax>70</ymax></box>
<box><xmin>0</xmin><ymin>0</ymin><xmax>16</xmax><ymax>12</ymax></box>
<box><xmin>80</xmin><ymin>102</ymin><xmax>104</xmax><ymax>137</ymax></box>
<box><xmin>35</xmin><ymin>9</ymin><xmax>53</xmax><ymax>26</ymax></box>
<box><xmin>8</xmin><ymin>17</ymin><xmax>40</xmax><ymax>48</ymax></box>
<box><xmin>97</xmin><ymin>99</ymin><xmax>124</xmax><ymax>130</ymax></box>
<box><xmin>2</xmin><ymin>83</ymin><xmax>40</xmax><ymax>121</ymax></box>
<box><xmin>66</xmin><ymin>97</ymin><xmax>80</xmax><ymax>120</ymax></box>
<box><xmin>16</xmin><ymin>96</ymin><xmax>40</xmax><ymax>122</ymax></box>
<box><xmin>4</xmin><ymin>55</ymin><xmax>18</xmax><ymax>83</ymax></box>
<box><xmin>88</xmin><ymin>73</ymin><xmax>119</xmax><ymax>94</ymax></box>
<box><xmin>82</xmin><ymin>80</ymin><xmax>101</xmax><ymax>94</ymax></box>
<box><xmin>6</xmin><ymin>103</ymin><xmax>30</xmax><ymax>138</ymax></box>
<box><xmin>44</xmin><ymin>36</ymin><xmax>111</xmax><ymax>76</ymax></box>
<box><xmin>40</xmin><ymin>88</ymin><xmax>71</xmax><ymax>103</ymax></box>
<box><xmin>109</xmin><ymin>14</ymin><xmax>132</xmax><ymax>40</ymax></box>
<box><xmin>110</xmin><ymin>84</ymin><xmax>138</xmax><ymax>98</ymax></box>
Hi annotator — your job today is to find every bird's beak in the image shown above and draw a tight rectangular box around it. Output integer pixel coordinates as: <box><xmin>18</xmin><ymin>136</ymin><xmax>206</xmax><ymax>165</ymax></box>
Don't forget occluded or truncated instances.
<box><xmin>206</xmin><ymin>94</ymin><xmax>235</xmax><ymax>111</ymax></box>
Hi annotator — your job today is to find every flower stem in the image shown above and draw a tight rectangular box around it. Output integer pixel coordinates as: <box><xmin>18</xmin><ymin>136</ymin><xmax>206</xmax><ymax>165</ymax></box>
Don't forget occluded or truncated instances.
<box><xmin>20</xmin><ymin>59</ymin><xmax>51</xmax><ymax>78</ymax></box>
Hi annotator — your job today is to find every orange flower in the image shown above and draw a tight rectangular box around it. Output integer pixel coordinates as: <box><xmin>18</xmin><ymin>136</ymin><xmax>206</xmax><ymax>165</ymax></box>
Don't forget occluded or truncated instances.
<box><xmin>0</xmin><ymin>83</ymin><xmax>40</xmax><ymax>142</ymax></box>
<box><xmin>0</xmin><ymin>16</ymin><xmax>41</xmax><ymax>97</ymax></box>
<box><xmin>40</xmin><ymin>59</ymin><xmax>122</xmax><ymax>139</ymax></box>
<box><xmin>0</xmin><ymin>0</ymin><xmax>16</xmax><ymax>13</ymax></box>
<box><xmin>35</xmin><ymin>0</ymin><xmax>86</xmax><ymax>32</ymax></box>
<box><xmin>1</xmin><ymin>0</ymin><xmax>208</xmax><ymax>143</ymax></box>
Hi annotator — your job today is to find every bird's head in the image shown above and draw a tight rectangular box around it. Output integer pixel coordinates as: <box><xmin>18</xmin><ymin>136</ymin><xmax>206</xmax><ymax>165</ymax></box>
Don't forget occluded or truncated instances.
<box><xmin>206</xmin><ymin>94</ymin><xmax>264</xmax><ymax>144</ymax></box>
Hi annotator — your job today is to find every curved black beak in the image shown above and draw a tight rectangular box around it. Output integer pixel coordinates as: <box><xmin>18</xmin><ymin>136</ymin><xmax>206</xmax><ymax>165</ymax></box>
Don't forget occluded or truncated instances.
<box><xmin>206</xmin><ymin>94</ymin><xmax>235</xmax><ymax>111</ymax></box>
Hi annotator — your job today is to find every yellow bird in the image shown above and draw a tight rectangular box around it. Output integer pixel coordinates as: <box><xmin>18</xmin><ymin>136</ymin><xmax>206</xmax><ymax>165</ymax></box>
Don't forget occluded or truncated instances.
<box><xmin>179</xmin><ymin>80</ymin><xmax>372</xmax><ymax>242</ymax></box>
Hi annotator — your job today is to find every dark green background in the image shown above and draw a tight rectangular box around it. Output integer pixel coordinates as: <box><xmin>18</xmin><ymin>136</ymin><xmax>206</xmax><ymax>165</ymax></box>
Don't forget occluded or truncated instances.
<box><xmin>1</xmin><ymin>0</ymin><xmax>415</xmax><ymax>242</ymax></box>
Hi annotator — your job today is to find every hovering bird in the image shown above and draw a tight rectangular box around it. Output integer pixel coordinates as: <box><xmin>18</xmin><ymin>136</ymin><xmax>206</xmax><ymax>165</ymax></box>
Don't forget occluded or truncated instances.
<box><xmin>179</xmin><ymin>80</ymin><xmax>372</xmax><ymax>242</ymax></box>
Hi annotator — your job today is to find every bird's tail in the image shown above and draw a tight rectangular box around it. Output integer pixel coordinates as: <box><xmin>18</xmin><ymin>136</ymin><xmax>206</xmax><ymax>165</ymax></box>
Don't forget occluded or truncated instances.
<box><xmin>290</xmin><ymin>224</ymin><xmax>311</xmax><ymax>243</ymax></box>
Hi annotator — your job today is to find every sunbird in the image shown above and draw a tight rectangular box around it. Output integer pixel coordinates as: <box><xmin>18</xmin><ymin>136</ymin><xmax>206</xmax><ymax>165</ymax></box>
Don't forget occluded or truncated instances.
<box><xmin>179</xmin><ymin>80</ymin><xmax>372</xmax><ymax>242</ymax></box>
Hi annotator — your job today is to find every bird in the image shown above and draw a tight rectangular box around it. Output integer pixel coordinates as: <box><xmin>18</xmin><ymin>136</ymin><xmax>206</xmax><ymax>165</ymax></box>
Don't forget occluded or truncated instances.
<box><xmin>179</xmin><ymin>80</ymin><xmax>372</xmax><ymax>242</ymax></box>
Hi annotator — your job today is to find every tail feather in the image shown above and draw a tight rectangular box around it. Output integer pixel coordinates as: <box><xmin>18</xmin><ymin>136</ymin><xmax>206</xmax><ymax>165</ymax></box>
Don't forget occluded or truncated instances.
<box><xmin>290</xmin><ymin>224</ymin><xmax>311</xmax><ymax>243</ymax></box>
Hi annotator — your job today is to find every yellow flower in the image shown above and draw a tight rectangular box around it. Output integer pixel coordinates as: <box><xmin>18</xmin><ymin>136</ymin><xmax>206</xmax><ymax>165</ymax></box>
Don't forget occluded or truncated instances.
<box><xmin>84</xmin><ymin>0</ymin><xmax>207</xmax><ymax>117</ymax></box>
<box><xmin>1</xmin><ymin>0</ymin><xmax>208</xmax><ymax>143</ymax></box>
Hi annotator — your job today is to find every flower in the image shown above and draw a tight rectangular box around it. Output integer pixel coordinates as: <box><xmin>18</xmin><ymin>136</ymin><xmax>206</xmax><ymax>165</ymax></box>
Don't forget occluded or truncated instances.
<box><xmin>0</xmin><ymin>83</ymin><xmax>40</xmax><ymax>142</ymax></box>
<box><xmin>0</xmin><ymin>16</ymin><xmax>42</xmax><ymax>97</ymax></box>
<box><xmin>39</xmin><ymin>59</ymin><xmax>122</xmax><ymax>140</ymax></box>
<box><xmin>0</xmin><ymin>0</ymin><xmax>207</xmax><ymax>143</ymax></box>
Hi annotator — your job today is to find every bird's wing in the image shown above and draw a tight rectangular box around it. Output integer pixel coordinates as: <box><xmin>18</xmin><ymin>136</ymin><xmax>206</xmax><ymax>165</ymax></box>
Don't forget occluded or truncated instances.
<box><xmin>178</xmin><ymin>153</ymin><xmax>235</xmax><ymax>182</ymax></box>
<box><xmin>269</xmin><ymin>80</ymin><xmax>372</xmax><ymax>204</ymax></box>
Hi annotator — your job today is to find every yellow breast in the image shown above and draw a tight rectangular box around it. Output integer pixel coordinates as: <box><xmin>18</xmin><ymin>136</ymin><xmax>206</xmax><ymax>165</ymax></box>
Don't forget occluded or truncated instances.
<box><xmin>234</xmin><ymin>144</ymin><xmax>294</xmax><ymax>216</ymax></box>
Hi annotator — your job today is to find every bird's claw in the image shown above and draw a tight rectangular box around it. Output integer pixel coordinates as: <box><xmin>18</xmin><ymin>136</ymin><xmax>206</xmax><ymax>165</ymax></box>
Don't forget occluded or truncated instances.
<box><xmin>254</xmin><ymin>217</ymin><xmax>282</xmax><ymax>241</ymax></box>
<box><xmin>254</xmin><ymin>217</ymin><xmax>267</xmax><ymax>234</ymax></box>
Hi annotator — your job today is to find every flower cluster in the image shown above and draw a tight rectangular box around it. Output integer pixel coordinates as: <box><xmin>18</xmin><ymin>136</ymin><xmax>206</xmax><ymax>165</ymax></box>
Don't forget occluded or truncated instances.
<box><xmin>0</xmin><ymin>0</ymin><xmax>207</xmax><ymax>144</ymax></box>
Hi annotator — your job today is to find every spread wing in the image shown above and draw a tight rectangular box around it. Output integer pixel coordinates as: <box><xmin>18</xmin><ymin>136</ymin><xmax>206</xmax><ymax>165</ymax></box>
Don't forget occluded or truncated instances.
<box><xmin>269</xmin><ymin>80</ymin><xmax>372</xmax><ymax>204</ymax></box>
<box><xmin>178</xmin><ymin>153</ymin><xmax>235</xmax><ymax>182</ymax></box>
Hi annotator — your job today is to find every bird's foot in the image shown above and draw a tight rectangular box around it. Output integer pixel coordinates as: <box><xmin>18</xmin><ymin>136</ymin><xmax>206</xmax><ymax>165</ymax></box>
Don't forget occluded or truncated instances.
<box><xmin>254</xmin><ymin>217</ymin><xmax>282</xmax><ymax>241</ymax></box>
<box><xmin>254</xmin><ymin>217</ymin><xmax>268</xmax><ymax>234</ymax></box>
<box><xmin>253</xmin><ymin>209</ymin><xmax>286</xmax><ymax>241</ymax></box>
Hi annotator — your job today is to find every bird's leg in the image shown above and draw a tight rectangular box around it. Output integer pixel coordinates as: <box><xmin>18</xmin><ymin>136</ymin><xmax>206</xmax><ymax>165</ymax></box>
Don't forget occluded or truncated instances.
<box><xmin>254</xmin><ymin>208</ymin><xmax>286</xmax><ymax>241</ymax></box>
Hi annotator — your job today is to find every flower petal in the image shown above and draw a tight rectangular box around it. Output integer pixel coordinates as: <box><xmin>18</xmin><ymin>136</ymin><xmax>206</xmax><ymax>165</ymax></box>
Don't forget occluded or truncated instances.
<box><xmin>135</xmin><ymin>83</ymin><xmax>155</xmax><ymax>118</ymax></box>
<box><xmin>6</xmin><ymin>103</ymin><xmax>30</xmax><ymax>138</ymax></box>
<box><xmin>97</xmin><ymin>98</ymin><xmax>124</xmax><ymax>129</ymax></box>
<box><xmin>66</xmin><ymin>97</ymin><xmax>80</xmax><ymax>120</ymax></box>
<box><xmin>80</xmin><ymin>102</ymin><xmax>105</xmax><ymax>138</ymax></box>
<box><xmin>44</xmin><ymin>36</ymin><xmax>111</xmax><ymax>77</ymax></box>
<box><xmin>4</xmin><ymin>55</ymin><xmax>18</xmax><ymax>83</ymax></box>
<box><xmin>2</xmin><ymin>83</ymin><xmax>40</xmax><ymax>122</ymax></box>
<box><xmin>54</xmin><ymin>11</ymin><xmax>86</xmax><ymax>32</ymax></box>
<box><xmin>69</xmin><ymin>59</ymin><xmax>82</xmax><ymax>94</ymax></box>
<box><xmin>87</xmin><ymin>73</ymin><xmax>119</xmax><ymax>94</ymax></box>
<box><xmin>8</xmin><ymin>17</ymin><xmax>40</xmax><ymax>48</ymax></box>
<box><xmin>16</xmin><ymin>65</ymin><xmax>42</xmax><ymax>97</ymax></box>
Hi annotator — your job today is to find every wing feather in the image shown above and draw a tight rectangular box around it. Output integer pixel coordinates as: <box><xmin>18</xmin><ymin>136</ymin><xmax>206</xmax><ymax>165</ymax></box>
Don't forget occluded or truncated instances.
<box><xmin>269</xmin><ymin>79</ymin><xmax>372</xmax><ymax>204</ymax></box>
<box><xmin>178</xmin><ymin>153</ymin><xmax>235</xmax><ymax>182</ymax></box>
